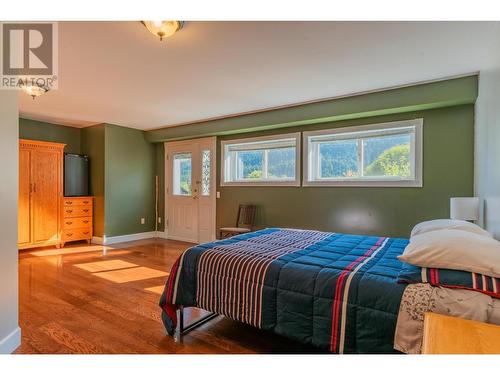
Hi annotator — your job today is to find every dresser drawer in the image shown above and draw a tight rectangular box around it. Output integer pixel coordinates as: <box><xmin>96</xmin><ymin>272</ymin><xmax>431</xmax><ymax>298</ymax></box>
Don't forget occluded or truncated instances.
<box><xmin>63</xmin><ymin>206</ymin><xmax>92</xmax><ymax>218</ymax></box>
<box><xmin>63</xmin><ymin>197</ymin><xmax>93</xmax><ymax>207</ymax></box>
<box><xmin>63</xmin><ymin>217</ymin><xmax>92</xmax><ymax>229</ymax></box>
<box><xmin>62</xmin><ymin>228</ymin><xmax>92</xmax><ymax>242</ymax></box>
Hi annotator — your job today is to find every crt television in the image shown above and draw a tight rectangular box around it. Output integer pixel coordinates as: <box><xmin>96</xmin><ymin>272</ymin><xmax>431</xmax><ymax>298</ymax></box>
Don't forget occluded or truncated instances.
<box><xmin>64</xmin><ymin>153</ymin><xmax>89</xmax><ymax>197</ymax></box>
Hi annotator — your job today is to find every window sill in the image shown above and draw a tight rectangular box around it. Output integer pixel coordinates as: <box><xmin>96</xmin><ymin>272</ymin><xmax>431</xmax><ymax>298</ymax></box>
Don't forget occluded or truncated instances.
<box><xmin>221</xmin><ymin>180</ymin><xmax>301</xmax><ymax>187</ymax></box>
<box><xmin>302</xmin><ymin>179</ymin><xmax>423</xmax><ymax>187</ymax></box>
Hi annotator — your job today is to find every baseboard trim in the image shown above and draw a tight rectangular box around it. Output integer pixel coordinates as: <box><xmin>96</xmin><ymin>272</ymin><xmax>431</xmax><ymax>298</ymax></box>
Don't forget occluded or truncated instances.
<box><xmin>157</xmin><ymin>230</ymin><xmax>169</xmax><ymax>239</ymax></box>
<box><xmin>164</xmin><ymin>234</ymin><xmax>198</xmax><ymax>244</ymax></box>
<box><xmin>0</xmin><ymin>326</ymin><xmax>21</xmax><ymax>354</ymax></box>
<box><xmin>158</xmin><ymin>230</ymin><xmax>218</xmax><ymax>244</ymax></box>
<box><xmin>91</xmin><ymin>231</ymin><xmax>158</xmax><ymax>245</ymax></box>
<box><xmin>91</xmin><ymin>236</ymin><xmax>104</xmax><ymax>245</ymax></box>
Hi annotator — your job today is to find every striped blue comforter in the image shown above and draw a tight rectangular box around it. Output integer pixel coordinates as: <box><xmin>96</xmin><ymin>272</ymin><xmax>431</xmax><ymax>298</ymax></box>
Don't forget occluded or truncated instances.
<box><xmin>160</xmin><ymin>228</ymin><xmax>409</xmax><ymax>353</ymax></box>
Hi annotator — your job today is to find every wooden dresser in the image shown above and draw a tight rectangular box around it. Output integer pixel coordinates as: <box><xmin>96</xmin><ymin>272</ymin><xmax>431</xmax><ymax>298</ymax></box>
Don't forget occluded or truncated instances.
<box><xmin>61</xmin><ymin>196</ymin><xmax>94</xmax><ymax>247</ymax></box>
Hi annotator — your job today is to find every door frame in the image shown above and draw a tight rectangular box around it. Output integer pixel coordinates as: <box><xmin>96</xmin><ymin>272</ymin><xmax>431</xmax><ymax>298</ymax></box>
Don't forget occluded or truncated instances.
<box><xmin>164</xmin><ymin>136</ymin><xmax>217</xmax><ymax>243</ymax></box>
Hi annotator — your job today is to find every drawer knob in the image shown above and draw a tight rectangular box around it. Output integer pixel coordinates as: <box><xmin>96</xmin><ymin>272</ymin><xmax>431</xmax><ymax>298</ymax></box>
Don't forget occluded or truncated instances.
<box><xmin>66</xmin><ymin>201</ymin><xmax>73</xmax><ymax>205</ymax></box>
<box><xmin>66</xmin><ymin>210</ymin><xmax>73</xmax><ymax>213</ymax></box>
<box><xmin>66</xmin><ymin>233</ymin><xmax>73</xmax><ymax>237</ymax></box>
<box><xmin>83</xmin><ymin>220</ymin><xmax>89</xmax><ymax>224</ymax></box>
<box><xmin>65</xmin><ymin>221</ymin><xmax>73</xmax><ymax>225</ymax></box>
<box><xmin>83</xmin><ymin>209</ymin><xmax>89</xmax><ymax>213</ymax></box>
<box><xmin>83</xmin><ymin>201</ymin><xmax>89</xmax><ymax>204</ymax></box>
<box><xmin>83</xmin><ymin>231</ymin><xmax>89</xmax><ymax>235</ymax></box>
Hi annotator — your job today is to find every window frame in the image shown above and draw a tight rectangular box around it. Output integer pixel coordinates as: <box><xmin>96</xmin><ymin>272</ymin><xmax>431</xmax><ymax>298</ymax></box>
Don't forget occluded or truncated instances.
<box><xmin>221</xmin><ymin>132</ymin><xmax>301</xmax><ymax>187</ymax></box>
<box><xmin>303</xmin><ymin>119</ymin><xmax>423</xmax><ymax>187</ymax></box>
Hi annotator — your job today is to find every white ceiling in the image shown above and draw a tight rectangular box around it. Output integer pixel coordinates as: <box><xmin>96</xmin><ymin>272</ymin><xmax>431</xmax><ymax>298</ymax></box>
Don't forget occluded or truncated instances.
<box><xmin>19</xmin><ymin>21</ymin><xmax>499</xmax><ymax>130</ymax></box>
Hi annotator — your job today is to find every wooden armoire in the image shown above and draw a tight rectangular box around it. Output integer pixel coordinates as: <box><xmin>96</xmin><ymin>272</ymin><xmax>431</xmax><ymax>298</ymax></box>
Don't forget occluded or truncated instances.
<box><xmin>18</xmin><ymin>139</ymin><xmax>65</xmax><ymax>249</ymax></box>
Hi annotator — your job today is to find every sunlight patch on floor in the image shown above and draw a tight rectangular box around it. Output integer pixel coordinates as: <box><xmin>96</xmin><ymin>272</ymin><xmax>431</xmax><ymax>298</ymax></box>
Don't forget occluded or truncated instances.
<box><xmin>144</xmin><ymin>285</ymin><xmax>166</xmax><ymax>294</ymax></box>
<box><xmin>93</xmin><ymin>267</ymin><xmax>168</xmax><ymax>283</ymax></box>
<box><xmin>74</xmin><ymin>259</ymin><xmax>138</xmax><ymax>272</ymax></box>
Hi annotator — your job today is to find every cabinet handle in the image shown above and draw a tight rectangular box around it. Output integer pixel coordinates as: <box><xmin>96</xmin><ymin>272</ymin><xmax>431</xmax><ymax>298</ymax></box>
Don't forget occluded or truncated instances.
<box><xmin>83</xmin><ymin>231</ymin><xmax>89</xmax><ymax>235</ymax></box>
<box><xmin>65</xmin><ymin>221</ymin><xmax>73</xmax><ymax>225</ymax></box>
<box><xmin>83</xmin><ymin>220</ymin><xmax>89</xmax><ymax>224</ymax></box>
<box><xmin>66</xmin><ymin>233</ymin><xmax>73</xmax><ymax>237</ymax></box>
<box><xmin>83</xmin><ymin>209</ymin><xmax>89</xmax><ymax>213</ymax></box>
<box><xmin>66</xmin><ymin>201</ymin><xmax>73</xmax><ymax>205</ymax></box>
<box><xmin>83</xmin><ymin>201</ymin><xmax>89</xmax><ymax>204</ymax></box>
<box><xmin>33</xmin><ymin>183</ymin><xmax>36</xmax><ymax>193</ymax></box>
<box><xmin>66</xmin><ymin>210</ymin><xmax>73</xmax><ymax>213</ymax></box>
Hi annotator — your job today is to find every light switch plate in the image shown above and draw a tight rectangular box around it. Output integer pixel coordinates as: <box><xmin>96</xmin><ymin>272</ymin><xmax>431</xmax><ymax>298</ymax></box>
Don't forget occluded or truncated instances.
<box><xmin>140</xmin><ymin>218</ymin><xmax>145</xmax><ymax>224</ymax></box>
<box><xmin>216</xmin><ymin>191</ymin><xmax>221</xmax><ymax>198</ymax></box>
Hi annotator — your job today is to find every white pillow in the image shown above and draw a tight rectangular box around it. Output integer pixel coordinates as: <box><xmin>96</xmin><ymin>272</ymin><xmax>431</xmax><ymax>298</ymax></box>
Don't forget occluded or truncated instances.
<box><xmin>410</xmin><ymin>219</ymin><xmax>491</xmax><ymax>238</ymax></box>
<box><xmin>398</xmin><ymin>229</ymin><xmax>500</xmax><ymax>278</ymax></box>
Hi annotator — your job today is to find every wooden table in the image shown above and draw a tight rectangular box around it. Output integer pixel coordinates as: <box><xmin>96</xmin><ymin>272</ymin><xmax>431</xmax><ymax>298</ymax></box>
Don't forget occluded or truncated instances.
<box><xmin>422</xmin><ymin>312</ymin><xmax>500</xmax><ymax>354</ymax></box>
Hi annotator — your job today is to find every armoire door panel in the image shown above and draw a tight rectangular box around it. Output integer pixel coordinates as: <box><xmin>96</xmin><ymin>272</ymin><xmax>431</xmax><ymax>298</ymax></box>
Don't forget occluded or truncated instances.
<box><xmin>18</xmin><ymin>148</ymin><xmax>31</xmax><ymax>245</ymax></box>
<box><xmin>32</xmin><ymin>149</ymin><xmax>61</xmax><ymax>243</ymax></box>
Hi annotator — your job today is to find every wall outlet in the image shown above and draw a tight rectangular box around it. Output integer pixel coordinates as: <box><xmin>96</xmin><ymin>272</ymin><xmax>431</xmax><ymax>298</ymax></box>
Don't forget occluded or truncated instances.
<box><xmin>158</xmin><ymin>217</ymin><xmax>162</xmax><ymax>224</ymax></box>
<box><xmin>140</xmin><ymin>218</ymin><xmax>145</xmax><ymax>224</ymax></box>
<box><xmin>216</xmin><ymin>191</ymin><xmax>221</xmax><ymax>199</ymax></box>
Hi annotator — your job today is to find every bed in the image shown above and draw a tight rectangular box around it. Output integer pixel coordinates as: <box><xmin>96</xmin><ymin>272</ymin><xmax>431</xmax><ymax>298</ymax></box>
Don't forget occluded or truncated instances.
<box><xmin>159</xmin><ymin>228</ymin><xmax>409</xmax><ymax>353</ymax></box>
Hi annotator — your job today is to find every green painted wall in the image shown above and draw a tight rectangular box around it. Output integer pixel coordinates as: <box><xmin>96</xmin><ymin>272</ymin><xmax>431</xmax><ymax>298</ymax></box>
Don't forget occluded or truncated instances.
<box><xmin>104</xmin><ymin>124</ymin><xmax>156</xmax><ymax>237</ymax></box>
<box><xmin>215</xmin><ymin>105</ymin><xmax>474</xmax><ymax>238</ymax></box>
<box><xmin>154</xmin><ymin>105</ymin><xmax>474</xmax><ymax>238</ymax></box>
<box><xmin>19</xmin><ymin>118</ymin><xmax>81</xmax><ymax>153</ymax></box>
<box><xmin>18</xmin><ymin>119</ymin><xmax>157</xmax><ymax>238</ymax></box>
<box><xmin>151</xmin><ymin>77</ymin><xmax>476</xmax><ymax>238</ymax></box>
<box><xmin>16</xmin><ymin>76</ymin><xmax>478</xmax><ymax>240</ymax></box>
<box><xmin>81</xmin><ymin>124</ymin><xmax>105</xmax><ymax>237</ymax></box>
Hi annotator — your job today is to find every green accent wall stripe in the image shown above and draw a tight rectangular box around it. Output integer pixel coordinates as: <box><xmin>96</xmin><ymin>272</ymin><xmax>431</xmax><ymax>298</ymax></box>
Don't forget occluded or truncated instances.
<box><xmin>152</xmin><ymin>76</ymin><xmax>477</xmax><ymax>238</ymax></box>
<box><xmin>145</xmin><ymin>75</ymin><xmax>478</xmax><ymax>143</ymax></box>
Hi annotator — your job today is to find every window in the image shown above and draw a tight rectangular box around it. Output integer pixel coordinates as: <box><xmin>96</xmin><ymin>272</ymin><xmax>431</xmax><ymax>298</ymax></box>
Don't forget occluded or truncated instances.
<box><xmin>221</xmin><ymin>133</ymin><xmax>301</xmax><ymax>186</ymax></box>
<box><xmin>173</xmin><ymin>153</ymin><xmax>192</xmax><ymax>195</ymax></box>
<box><xmin>201</xmin><ymin>150</ymin><xmax>211</xmax><ymax>196</ymax></box>
<box><xmin>304</xmin><ymin>119</ymin><xmax>423</xmax><ymax>187</ymax></box>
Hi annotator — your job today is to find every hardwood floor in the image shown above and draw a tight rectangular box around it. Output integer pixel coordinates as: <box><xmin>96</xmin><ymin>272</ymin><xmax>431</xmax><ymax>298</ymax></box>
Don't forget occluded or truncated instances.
<box><xmin>16</xmin><ymin>238</ymin><xmax>320</xmax><ymax>354</ymax></box>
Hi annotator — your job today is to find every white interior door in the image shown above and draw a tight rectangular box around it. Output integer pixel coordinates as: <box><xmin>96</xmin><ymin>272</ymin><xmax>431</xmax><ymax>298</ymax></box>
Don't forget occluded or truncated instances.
<box><xmin>165</xmin><ymin>137</ymin><xmax>216</xmax><ymax>243</ymax></box>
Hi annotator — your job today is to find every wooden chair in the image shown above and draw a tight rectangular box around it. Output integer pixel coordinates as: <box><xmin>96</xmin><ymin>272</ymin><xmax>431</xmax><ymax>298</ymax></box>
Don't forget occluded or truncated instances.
<box><xmin>219</xmin><ymin>204</ymin><xmax>256</xmax><ymax>239</ymax></box>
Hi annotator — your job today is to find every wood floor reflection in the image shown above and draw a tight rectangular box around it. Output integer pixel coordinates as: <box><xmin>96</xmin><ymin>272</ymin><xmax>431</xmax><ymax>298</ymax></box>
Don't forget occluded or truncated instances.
<box><xmin>17</xmin><ymin>238</ymin><xmax>320</xmax><ymax>354</ymax></box>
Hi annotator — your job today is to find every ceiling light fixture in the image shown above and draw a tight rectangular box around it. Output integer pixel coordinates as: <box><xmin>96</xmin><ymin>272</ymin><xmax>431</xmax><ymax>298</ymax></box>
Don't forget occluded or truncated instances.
<box><xmin>20</xmin><ymin>81</ymin><xmax>50</xmax><ymax>100</ymax></box>
<box><xmin>141</xmin><ymin>21</ymin><xmax>184</xmax><ymax>41</ymax></box>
